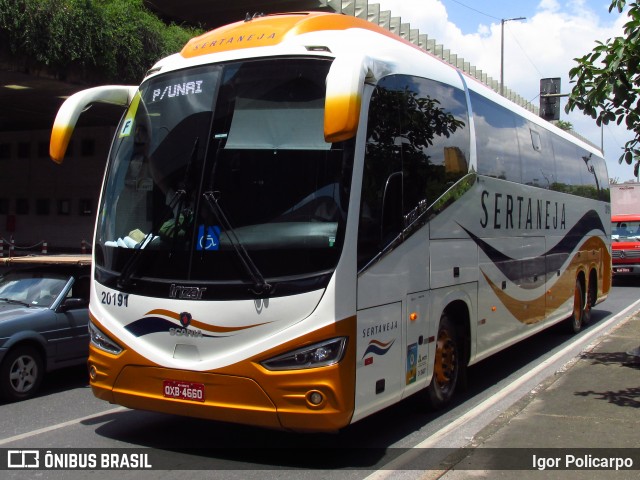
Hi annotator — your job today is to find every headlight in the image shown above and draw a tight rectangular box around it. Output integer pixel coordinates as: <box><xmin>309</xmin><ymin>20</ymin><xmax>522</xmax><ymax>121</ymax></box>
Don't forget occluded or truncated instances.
<box><xmin>88</xmin><ymin>321</ymin><xmax>123</xmax><ymax>355</ymax></box>
<box><xmin>261</xmin><ymin>337</ymin><xmax>347</xmax><ymax>371</ymax></box>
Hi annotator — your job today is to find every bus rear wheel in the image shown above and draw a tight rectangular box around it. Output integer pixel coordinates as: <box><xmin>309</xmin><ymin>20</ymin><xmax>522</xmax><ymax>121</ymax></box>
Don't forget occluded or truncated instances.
<box><xmin>425</xmin><ymin>314</ymin><xmax>461</xmax><ymax>409</ymax></box>
<box><xmin>583</xmin><ymin>277</ymin><xmax>596</xmax><ymax>326</ymax></box>
<box><xmin>568</xmin><ymin>279</ymin><xmax>585</xmax><ymax>334</ymax></box>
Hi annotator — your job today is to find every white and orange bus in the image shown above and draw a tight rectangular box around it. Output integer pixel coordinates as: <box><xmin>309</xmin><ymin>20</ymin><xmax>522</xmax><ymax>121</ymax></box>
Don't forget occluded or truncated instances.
<box><xmin>50</xmin><ymin>12</ymin><xmax>611</xmax><ymax>432</ymax></box>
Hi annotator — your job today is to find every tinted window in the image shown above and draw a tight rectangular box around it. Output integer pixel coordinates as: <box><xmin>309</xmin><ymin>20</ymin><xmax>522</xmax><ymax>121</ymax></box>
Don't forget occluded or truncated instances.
<box><xmin>96</xmin><ymin>58</ymin><xmax>354</xmax><ymax>298</ymax></box>
<box><xmin>520</xmin><ymin>123</ymin><xmax>555</xmax><ymax>189</ymax></box>
<box><xmin>358</xmin><ymin>75</ymin><xmax>469</xmax><ymax>269</ymax></box>
<box><xmin>592</xmin><ymin>155</ymin><xmax>610</xmax><ymax>201</ymax></box>
<box><xmin>471</xmin><ymin>91</ymin><xmax>608</xmax><ymax>201</ymax></box>
<box><xmin>551</xmin><ymin>137</ymin><xmax>583</xmax><ymax>192</ymax></box>
<box><xmin>578</xmin><ymin>148</ymin><xmax>609</xmax><ymax>200</ymax></box>
<box><xmin>471</xmin><ymin>92</ymin><xmax>521</xmax><ymax>183</ymax></box>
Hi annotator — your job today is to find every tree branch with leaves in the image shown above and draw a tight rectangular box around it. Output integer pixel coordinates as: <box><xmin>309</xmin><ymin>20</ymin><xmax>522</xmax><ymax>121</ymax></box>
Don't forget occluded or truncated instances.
<box><xmin>566</xmin><ymin>0</ymin><xmax>640</xmax><ymax>176</ymax></box>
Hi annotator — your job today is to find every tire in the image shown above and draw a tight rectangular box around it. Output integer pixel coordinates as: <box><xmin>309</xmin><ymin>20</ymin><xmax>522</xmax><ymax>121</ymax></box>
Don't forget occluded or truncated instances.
<box><xmin>425</xmin><ymin>314</ymin><xmax>462</xmax><ymax>409</ymax></box>
<box><xmin>583</xmin><ymin>279</ymin><xmax>596</xmax><ymax>326</ymax></box>
<box><xmin>568</xmin><ymin>279</ymin><xmax>585</xmax><ymax>334</ymax></box>
<box><xmin>0</xmin><ymin>346</ymin><xmax>44</xmax><ymax>402</ymax></box>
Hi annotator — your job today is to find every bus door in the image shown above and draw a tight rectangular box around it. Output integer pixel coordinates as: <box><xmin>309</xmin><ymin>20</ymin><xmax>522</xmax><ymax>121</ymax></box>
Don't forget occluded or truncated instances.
<box><xmin>353</xmin><ymin>289</ymin><xmax>431</xmax><ymax>415</ymax></box>
<box><xmin>354</xmin><ymin>232</ymin><xmax>431</xmax><ymax>418</ymax></box>
<box><xmin>355</xmin><ymin>300</ymin><xmax>403</xmax><ymax>420</ymax></box>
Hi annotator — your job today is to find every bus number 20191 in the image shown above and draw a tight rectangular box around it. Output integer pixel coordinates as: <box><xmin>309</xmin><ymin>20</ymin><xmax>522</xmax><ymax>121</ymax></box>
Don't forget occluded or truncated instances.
<box><xmin>101</xmin><ymin>291</ymin><xmax>129</xmax><ymax>307</ymax></box>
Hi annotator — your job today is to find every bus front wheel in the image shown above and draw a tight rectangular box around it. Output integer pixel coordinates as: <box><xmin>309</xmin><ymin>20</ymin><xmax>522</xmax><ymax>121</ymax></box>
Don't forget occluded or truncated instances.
<box><xmin>425</xmin><ymin>314</ymin><xmax>461</xmax><ymax>409</ymax></box>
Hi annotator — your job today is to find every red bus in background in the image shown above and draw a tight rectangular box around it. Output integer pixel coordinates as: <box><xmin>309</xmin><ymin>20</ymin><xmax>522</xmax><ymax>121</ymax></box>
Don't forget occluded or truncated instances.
<box><xmin>611</xmin><ymin>184</ymin><xmax>640</xmax><ymax>276</ymax></box>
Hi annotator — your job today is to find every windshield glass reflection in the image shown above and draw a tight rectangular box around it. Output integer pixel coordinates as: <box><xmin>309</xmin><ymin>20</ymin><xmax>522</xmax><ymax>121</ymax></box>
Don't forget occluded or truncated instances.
<box><xmin>95</xmin><ymin>58</ymin><xmax>353</xmax><ymax>295</ymax></box>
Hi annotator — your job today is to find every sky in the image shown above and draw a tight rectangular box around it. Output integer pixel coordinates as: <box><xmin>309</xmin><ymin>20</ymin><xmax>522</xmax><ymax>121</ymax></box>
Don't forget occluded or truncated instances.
<box><xmin>373</xmin><ymin>0</ymin><xmax>635</xmax><ymax>182</ymax></box>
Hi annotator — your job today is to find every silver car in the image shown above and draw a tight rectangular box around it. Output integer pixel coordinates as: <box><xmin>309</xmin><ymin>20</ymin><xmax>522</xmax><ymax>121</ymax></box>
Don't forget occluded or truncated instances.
<box><xmin>0</xmin><ymin>257</ymin><xmax>90</xmax><ymax>401</ymax></box>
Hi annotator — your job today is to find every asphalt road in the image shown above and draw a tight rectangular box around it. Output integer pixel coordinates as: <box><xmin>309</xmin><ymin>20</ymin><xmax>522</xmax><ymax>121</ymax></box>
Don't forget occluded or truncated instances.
<box><xmin>2</xmin><ymin>277</ymin><xmax>639</xmax><ymax>479</ymax></box>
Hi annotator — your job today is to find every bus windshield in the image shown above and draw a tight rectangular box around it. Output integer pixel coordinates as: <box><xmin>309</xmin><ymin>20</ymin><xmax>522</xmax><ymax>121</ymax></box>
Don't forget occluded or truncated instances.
<box><xmin>612</xmin><ymin>220</ymin><xmax>640</xmax><ymax>241</ymax></box>
<box><xmin>95</xmin><ymin>58</ymin><xmax>354</xmax><ymax>298</ymax></box>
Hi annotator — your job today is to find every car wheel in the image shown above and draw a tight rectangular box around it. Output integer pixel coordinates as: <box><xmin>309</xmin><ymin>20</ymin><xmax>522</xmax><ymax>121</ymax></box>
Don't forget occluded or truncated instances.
<box><xmin>0</xmin><ymin>346</ymin><xmax>44</xmax><ymax>402</ymax></box>
<box><xmin>425</xmin><ymin>313</ymin><xmax>462</xmax><ymax>409</ymax></box>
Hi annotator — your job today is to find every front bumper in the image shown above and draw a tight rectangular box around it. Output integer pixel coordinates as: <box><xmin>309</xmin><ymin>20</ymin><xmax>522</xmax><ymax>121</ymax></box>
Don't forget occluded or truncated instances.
<box><xmin>88</xmin><ymin>317</ymin><xmax>356</xmax><ymax>432</ymax></box>
<box><xmin>612</xmin><ymin>263</ymin><xmax>640</xmax><ymax>275</ymax></box>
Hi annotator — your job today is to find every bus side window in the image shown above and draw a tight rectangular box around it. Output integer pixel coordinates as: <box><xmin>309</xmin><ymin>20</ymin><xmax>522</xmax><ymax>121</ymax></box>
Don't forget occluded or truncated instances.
<box><xmin>381</xmin><ymin>171</ymin><xmax>403</xmax><ymax>243</ymax></box>
<box><xmin>358</xmin><ymin>75</ymin><xmax>469</xmax><ymax>270</ymax></box>
<box><xmin>471</xmin><ymin>92</ymin><xmax>521</xmax><ymax>183</ymax></box>
<box><xmin>520</xmin><ymin>122</ymin><xmax>555</xmax><ymax>189</ymax></box>
<box><xmin>358</xmin><ymin>80</ymin><xmax>402</xmax><ymax>269</ymax></box>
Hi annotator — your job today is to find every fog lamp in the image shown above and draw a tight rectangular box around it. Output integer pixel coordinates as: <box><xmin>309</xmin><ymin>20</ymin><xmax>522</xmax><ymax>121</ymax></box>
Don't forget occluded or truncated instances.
<box><xmin>307</xmin><ymin>390</ymin><xmax>324</xmax><ymax>406</ymax></box>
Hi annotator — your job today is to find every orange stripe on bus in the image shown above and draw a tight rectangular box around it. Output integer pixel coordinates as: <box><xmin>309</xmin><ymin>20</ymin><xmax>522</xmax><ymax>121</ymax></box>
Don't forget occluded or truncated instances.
<box><xmin>145</xmin><ymin>308</ymin><xmax>269</xmax><ymax>333</ymax></box>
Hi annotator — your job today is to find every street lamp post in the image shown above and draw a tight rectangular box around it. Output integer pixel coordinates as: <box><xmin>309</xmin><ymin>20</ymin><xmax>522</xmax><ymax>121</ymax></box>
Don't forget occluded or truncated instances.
<box><xmin>500</xmin><ymin>17</ymin><xmax>526</xmax><ymax>96</ymax></box>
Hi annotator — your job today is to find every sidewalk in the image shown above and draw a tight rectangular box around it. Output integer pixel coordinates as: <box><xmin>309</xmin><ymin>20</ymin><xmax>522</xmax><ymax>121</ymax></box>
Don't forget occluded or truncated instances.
<box><xmin>440</xmin><ymin>309</ymin><xmax>640</xmax><ymax>479</ymax></box>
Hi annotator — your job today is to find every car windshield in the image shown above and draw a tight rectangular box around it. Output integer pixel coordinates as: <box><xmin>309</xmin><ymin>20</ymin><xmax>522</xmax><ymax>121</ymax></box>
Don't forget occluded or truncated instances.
<box><xmin>612</xmin><ymin>220</ymin><xmax>640</xmax><ymax>241</ymax></box>
<box><xmin>0</xmin><ymin>272</ymin><xmax>69</xmax><ymax>308</ymax></box>
<box><xmin>95</xmin><ymin>58</ymin><xmax>354</xmax><ymax>298</ymax></box>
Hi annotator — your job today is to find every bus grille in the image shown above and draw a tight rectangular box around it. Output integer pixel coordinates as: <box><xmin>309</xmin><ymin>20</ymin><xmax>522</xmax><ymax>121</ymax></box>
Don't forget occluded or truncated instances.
<box><xmin>612</xmin><ymin>249</ymin><xmax>640</xmax><ymax>259</ymax></box>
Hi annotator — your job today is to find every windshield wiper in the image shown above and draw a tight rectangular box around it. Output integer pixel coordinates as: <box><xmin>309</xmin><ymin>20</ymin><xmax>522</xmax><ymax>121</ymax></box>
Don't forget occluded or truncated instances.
<box><xmin>200</xmin><ymin>134</ymin><xmax>271</xmax><ymax>296</ymax></box>
<box><xmin>118</xmin><ymin>137</ymin><xmax>200</xmax><ymax>289</ymax></box>
<box><xmin>0</xmin><ymin>297</ymin><xmax>32</xmax><ymax>308</ymax></box>
<box><xmin>168</xmin><ymin>138</ymin><xmax>198</xmax><ymax>251</ymax></box>
<box><xmin>201</xmin><ymin>190</ymin><xmax>272</xmax><ymax>296</ymax></box>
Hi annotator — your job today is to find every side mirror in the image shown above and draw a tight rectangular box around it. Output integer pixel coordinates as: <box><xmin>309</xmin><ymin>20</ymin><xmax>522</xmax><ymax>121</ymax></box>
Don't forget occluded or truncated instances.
<box><xmin>324</xmin><ymin>55</ymin><xmax>394</xmax><ymax>143</ymax></box>
<box><xmin>59</xmin><ymin>297</ymin><xmax>89</xmax><ymax>312</ymax></box>
<box><xmin>50</xmin><ymin>85</ymin><xmax>138</xmax><ymax>163</ymax></box>
<box><xmin>324</xmin><ymin>55</ymin><xmax>369</xmax><ymax>143</ymax></box>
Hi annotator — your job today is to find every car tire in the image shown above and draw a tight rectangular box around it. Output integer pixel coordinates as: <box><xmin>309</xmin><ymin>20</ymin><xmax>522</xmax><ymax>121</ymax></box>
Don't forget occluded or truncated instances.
<box><xmin>0</xmin><ymin>345</ymin><xmax>44</xmax><ymax>402</ymax></box>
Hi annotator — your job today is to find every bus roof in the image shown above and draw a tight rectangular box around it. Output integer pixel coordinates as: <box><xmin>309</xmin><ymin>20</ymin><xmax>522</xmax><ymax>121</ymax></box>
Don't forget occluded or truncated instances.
<box><xmin>180</xmin><ymin>12</ymin><xmax>408</xmax><ymax>59</ymax></box>
<box><xmin>153</xmin><ymin>11</ymin><xmax>602</xmax><ymax>160</ymax></box>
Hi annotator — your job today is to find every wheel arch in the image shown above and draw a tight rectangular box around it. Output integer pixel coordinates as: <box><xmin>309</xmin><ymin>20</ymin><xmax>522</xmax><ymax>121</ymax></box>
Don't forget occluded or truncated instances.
<box><xmin>442</xmin><ymin>299</ymin><xmax>471</xmax><ymax>369</ymax></box>
<box><xmin>429</xmin><ymin>284</ymin><xmax>476</xmax><ymax>367</ymax></box>
<box><xmin>1</xmin><ymin>334</ymin><xmax>48</xmax><ymax>371</ymax></box>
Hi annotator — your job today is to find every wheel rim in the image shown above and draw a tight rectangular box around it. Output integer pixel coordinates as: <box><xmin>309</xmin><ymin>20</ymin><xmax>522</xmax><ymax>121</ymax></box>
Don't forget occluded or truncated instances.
<box><xmin>9</xmin><ymin>355</ymin><xmax>38</xmax><ymax>393</ymax></box>
<box><xmin>434</xmin><ymin>328</ymin><xmax>457</xmax><ymax>393</ymax></box>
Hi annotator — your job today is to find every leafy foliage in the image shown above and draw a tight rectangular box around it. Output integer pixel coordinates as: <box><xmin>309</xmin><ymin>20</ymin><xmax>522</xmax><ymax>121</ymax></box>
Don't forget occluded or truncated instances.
<box><xmin>566</xmin><ymin>0</ymin><xmax>640</xmax><ymax>176</ymax></box>
<box><xmin>0</xmin><ymin>0</ymin><xmax>202</xmax><ymax>83</ymax></box>
<box><xmin>555</xmin><ymin>120</ymin><xmax>573</xmax><ymax>131</ymax></box>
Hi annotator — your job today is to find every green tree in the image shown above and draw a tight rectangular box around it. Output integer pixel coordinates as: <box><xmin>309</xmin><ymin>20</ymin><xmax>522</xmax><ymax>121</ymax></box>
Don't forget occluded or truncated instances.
<box><xmin>0</xmin><ymin>0</ymin><xmax>202</xmax><ymax>83</ymax></box>
<box><xmin>555</xmin><ymin>120</ymin><xmax>573</xmax><ymax>131</ymax></box>
<box><xmin>565</xmin><ymin>0</ymin><xmax>640</xmax><ymax>176</ymax></box>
